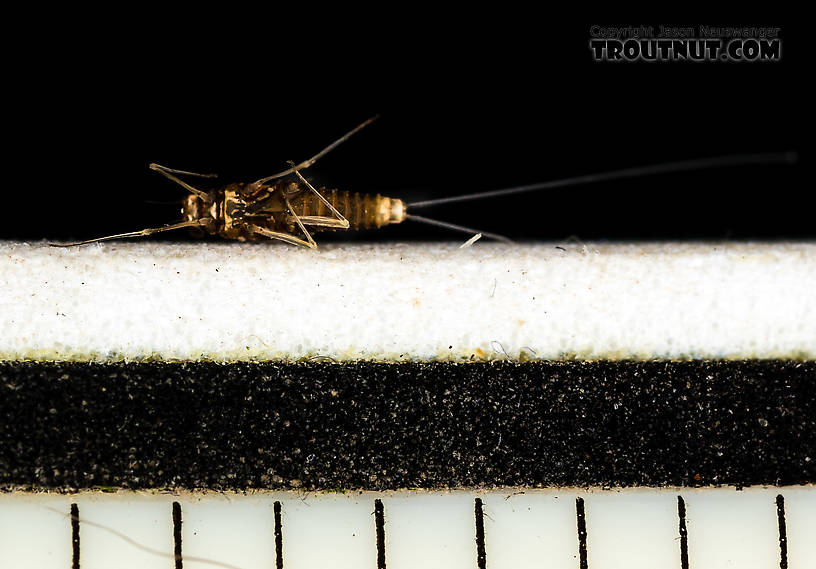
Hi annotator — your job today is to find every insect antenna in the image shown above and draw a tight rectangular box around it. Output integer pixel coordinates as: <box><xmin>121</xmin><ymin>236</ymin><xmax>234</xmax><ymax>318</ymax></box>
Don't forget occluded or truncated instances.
<box><xmin>149</xmin><ymin>163</ymin><xmax>217</xmax><ymax>200</ymax></box>
<box><xmin>406</xmin><ymin>151</ymin><xmax>798</xmax><ymax>209</ymax></box>
<box><xmin>50</xmin><ymin>219</ymin><xmax>208</xmax><ymax>247</ymax></box>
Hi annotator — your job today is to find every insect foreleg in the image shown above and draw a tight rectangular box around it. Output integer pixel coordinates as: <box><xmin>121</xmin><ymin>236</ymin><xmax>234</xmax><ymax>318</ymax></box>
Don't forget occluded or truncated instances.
<box><xmin>50</xmin><ymin>219</ymin><xmax>209</xmax><ymax>247</ymax></box>
<box><xmin>149</xmin><ymin>163</ymin><xmax>216</xmax><ymax>200</ymax></box>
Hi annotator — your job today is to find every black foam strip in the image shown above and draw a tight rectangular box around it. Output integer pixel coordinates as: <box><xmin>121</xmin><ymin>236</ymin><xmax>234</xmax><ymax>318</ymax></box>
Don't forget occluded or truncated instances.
<box><xmin>1</xmin><ymin>361</ymin><xmax>814</xmax><ymax>490</ymax></box>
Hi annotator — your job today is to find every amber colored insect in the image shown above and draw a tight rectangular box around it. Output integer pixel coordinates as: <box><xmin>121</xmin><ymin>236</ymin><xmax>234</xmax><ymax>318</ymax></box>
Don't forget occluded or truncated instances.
<box><xmin>54</xmin><ymin>118</ymin><xmax>403</xmax><ymax>248</ymax></box>
<box><xmin>51</xmin><ymin>116</ymin><xmax>795</xmax><ymax>248</ymax></box>
<box><xmin>53</xmin><ymin>116</ymin><xmax>510</xmax><ymax>248</ymax></box>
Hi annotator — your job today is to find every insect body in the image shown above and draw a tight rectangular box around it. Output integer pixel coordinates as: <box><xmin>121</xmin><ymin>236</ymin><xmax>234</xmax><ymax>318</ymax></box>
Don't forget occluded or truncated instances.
<box><xmin>51</xmin><ymin>117</ymin><xmax>795</xmax><ymax>248</ymax></box>
<box><xmin>55</xmin><ymin>117</ymin><xmax>413</xmax><ymax>249</ymax></box>
<box><xmin>157</xmin><ymin>116</ymin><xmax>407</xmax><ymax>249</ymax></box>
<box><xmin>179</xmin><ymin>176</ymin><xmax>406</xmax><ymax>248</ymax></box>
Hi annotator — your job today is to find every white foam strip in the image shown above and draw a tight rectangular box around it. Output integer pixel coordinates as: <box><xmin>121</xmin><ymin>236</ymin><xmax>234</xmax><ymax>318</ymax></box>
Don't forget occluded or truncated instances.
<box><xmin>1</xmin><ymin>241</ymin><xmax>814</xmax><ymax>361</ymax></box>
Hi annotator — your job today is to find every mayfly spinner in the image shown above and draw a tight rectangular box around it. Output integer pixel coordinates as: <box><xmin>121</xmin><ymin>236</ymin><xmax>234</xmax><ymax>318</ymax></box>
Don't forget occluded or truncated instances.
<box><xmin>52</xmin><ymin>117</ymin><xmax>796</xmax><ymax>248</ymax></box>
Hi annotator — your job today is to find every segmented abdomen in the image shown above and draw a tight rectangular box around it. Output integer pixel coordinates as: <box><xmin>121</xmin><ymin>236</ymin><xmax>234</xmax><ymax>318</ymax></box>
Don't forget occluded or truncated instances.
<box><xmin>292</xmin><ymin>189</ymin><xmax>405</xmax><ymax>230</ymax></box>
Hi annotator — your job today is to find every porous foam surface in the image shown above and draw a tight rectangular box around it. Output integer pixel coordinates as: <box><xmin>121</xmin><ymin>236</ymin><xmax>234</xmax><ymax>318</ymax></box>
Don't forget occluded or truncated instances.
<box><xmin>1</xmin><ymin>241</ymin><xmax>814</xmax><ymax>361</ymax></box>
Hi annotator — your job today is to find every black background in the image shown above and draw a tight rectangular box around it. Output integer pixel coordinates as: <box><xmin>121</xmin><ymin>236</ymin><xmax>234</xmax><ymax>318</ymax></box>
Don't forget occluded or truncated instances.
<box><xmin>7</xmin><ymin>15</ymin><xmax>807</xmax><ymax>244</ymax></box>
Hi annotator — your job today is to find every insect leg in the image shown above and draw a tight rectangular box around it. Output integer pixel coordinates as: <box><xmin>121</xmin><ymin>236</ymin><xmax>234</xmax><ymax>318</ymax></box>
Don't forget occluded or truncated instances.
<box><xmin>50</xmin><ymin>219</ymin><xmax>208</xmax><ymax>247</ymax></box>
<box><xmin>290</xmin><ymin>168</ymin><xmax>349</xmax><ymax>229</ymax></box>
<box><xmin>250</xmin><ymin>225</ymin><xmax>317</xmax><ymax>249</ymax></box>
<box><xmin>249</xmin><ymin>195</ymin><xmax>320</xmax><ymax>249</ymax></box>
<box><xmin>254</xmin><ymin>116</ymin><xmax>378</xmax><ymax>185</ymax></box>
<box><xmin>283</xmin><ymin>194</ymin><xmax>319</xmax><ymax>247</ymax></box>
<box><xmin>149</xmin><ymin>163</ymin><xmax>216</xmax><ymax>200</ymax></box>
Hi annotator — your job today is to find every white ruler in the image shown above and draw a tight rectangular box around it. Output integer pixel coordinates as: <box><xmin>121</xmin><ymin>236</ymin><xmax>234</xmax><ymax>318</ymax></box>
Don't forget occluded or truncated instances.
<box><xmin>1</xmin><ymin>487</ymin><xmax>813</xmax><ymax>569</ymax></box>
